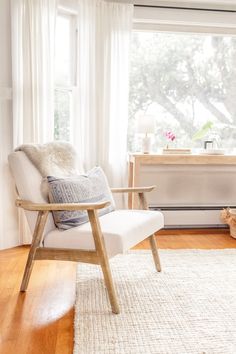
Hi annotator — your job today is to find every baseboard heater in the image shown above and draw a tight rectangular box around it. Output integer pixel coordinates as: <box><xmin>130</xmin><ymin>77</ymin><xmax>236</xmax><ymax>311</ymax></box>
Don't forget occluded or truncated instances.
<box><xmin>149</xmin><ymin>205</ymin><xmax>234</xmax><ymax>229</ymax></box>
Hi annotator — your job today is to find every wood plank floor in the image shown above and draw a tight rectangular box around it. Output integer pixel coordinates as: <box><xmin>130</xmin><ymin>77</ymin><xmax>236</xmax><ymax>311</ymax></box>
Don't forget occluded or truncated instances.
<box><xmin>1</xmin><ymin>230</ymin><xmax>236</xmax><ymax>354</ymax></box>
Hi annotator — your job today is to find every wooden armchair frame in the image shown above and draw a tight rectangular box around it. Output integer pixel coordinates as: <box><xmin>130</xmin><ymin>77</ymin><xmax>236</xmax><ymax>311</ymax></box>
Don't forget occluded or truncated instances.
<box><xmin>17</xmin><ymin>185</ymin><xmax>161</xmax><ymax>314</ymax></box>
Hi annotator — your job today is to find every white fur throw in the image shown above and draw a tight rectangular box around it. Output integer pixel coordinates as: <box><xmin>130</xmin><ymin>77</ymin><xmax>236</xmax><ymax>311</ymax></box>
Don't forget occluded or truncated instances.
<box><xmin>15</xmin><ymin>142</ymin><xmax>79</xmax><ymax>177</ymax></box>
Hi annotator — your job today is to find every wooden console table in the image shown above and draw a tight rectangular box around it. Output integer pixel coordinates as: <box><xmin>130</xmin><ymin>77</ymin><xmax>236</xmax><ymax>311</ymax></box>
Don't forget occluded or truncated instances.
<box><xmin>128</xmin><ymin>153</ymin><xmax>236</xmax><ymax>209</ymax></box>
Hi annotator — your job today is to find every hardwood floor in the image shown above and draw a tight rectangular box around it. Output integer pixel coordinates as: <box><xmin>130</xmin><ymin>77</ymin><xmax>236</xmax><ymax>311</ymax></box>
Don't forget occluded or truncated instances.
<box><xmin>1</xmin><ymin>230</ymin><xmax>236</xmax><ymax>354</ymax></box>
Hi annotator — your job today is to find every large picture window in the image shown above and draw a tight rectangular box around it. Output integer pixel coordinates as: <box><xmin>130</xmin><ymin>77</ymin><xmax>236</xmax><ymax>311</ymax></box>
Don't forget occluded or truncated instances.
<box><xmin>128</xmin><ymin>31</ymin><xmax>236</xmax><ymax>152</ymax></box>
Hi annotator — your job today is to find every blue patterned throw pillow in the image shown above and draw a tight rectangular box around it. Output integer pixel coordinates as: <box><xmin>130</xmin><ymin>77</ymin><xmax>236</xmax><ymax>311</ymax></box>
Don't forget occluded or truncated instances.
<box><xmin>47</xmin><ymin>167</ymin><xmax>115</xmax><ymax>230</ymax></box>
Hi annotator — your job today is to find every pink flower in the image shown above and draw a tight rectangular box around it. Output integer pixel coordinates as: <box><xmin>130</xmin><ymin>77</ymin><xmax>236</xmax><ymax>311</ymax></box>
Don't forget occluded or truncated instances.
<box><xmin>165</xmin><ymin>131</ymin><xmax>176</xmax><ymax>141</ymax></box>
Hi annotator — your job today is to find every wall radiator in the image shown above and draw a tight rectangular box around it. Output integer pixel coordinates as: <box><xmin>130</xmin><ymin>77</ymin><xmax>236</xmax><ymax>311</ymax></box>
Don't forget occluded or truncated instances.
<box><xmin>149</xmin><ymin>206</ymin><xmax>232</xmax><ymax>229</ymax></box>
<box><xmin>140</xmin><ymin>164</ymin><xmax>236</xmax><ymax>228</ymax></box>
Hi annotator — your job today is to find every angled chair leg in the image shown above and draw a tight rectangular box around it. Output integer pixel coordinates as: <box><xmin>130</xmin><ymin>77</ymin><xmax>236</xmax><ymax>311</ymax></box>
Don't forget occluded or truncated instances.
<box><xmin>138</xmin><ymin>192</ymin><xmax>162</xmax><ymax>272</ymax></box>
<box><xmin>20</xmin><ymin>211</ymin><xmax>49</xmax><ymax>292</ymax></box>
<box><xmin>88</xmin><ymin>210</ymin><xmax>120</xmax><ymax>314</ymax></box>
<box><xmin>149</xmin><ymin>234</ymin><xmax>162</xmax><ymax>272</ymax></box>
<box><xmin>100</xmin><ymin>255</ymin><xmax>120</xmax><ymax>314</ymax></box>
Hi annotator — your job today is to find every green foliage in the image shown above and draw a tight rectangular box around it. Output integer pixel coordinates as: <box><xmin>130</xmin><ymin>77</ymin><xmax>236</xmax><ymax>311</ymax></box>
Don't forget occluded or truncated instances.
<box><xmin>54</xmin><ymin>90</ymin><xmax>71</xmax><ymax>141</ymax></box>
<box><xmin>192</xmin><ymin>121</ymin><xmax>213</xmax><ymax>141</ymax></box>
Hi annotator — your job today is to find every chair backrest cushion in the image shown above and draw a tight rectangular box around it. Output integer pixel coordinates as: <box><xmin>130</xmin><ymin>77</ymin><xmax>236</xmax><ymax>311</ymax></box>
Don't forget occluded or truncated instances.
<box><xmin>8</xmin><ymin>151</ymin><xmax>55</xmax><ymax>235</ymax></box>
<box><xmin>47</xmin><ymin>166</ymin><xmax>115</xmax><ymax>229</ymax></box>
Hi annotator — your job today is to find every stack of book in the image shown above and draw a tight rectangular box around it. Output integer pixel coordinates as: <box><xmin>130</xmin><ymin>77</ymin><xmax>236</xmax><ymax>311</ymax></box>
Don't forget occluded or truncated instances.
<box><xmin>162</xmin><ymin>148</ymin><xmax>191</xmax><ymax>155</ymax></box>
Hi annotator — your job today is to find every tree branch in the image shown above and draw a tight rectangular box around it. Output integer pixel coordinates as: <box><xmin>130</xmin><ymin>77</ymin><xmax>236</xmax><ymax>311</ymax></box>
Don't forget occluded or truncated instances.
<box><xmin>196</xmin><ymin>91</ymin><xmax>230</xmax><ymax>125</ymax></box>
<box><xmin>153</xmin><ymin>92</ymin><xmax>195</xmax><ymax>135</ymax></box>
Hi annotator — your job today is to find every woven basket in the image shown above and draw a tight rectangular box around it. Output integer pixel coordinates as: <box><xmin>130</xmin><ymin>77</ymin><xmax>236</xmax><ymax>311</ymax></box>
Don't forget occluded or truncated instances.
<box><xmin>228</xmin><ymin>209</ymin><xmax>236</xmax><ymax>238</ymax></box>
<box><xmin>230</xmin><ymin>225</ymin><xmax>236</xmax><ymax>239</ymax></box>
<box><xmin>221</xmin><ymin>208</ymin><xmax>236</xmax><ymax>239</ymax></box>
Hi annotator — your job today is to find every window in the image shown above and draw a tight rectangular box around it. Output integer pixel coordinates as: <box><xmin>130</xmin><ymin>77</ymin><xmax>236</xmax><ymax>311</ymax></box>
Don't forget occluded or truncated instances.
<box><xmin>128</xmin><ymin>9</ymin><xmax>236</xmax><ymax>151</ymax></box>
<box><xmin>54</xmin><ymin>13</ymin><xmax>77</xmax><ymax>141</ymax></box>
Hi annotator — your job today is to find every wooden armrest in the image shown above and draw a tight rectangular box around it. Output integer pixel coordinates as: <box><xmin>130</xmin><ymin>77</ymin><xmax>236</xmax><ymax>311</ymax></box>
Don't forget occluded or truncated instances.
<box><xmin>111</xmin><ymin>185</ymin><xmax>156</xmax><ymax>193</ymax></box>
<box><xmin>15</xmin><ymin>199</ymin><xmax>110</xmax><ymax>211</ymax></box>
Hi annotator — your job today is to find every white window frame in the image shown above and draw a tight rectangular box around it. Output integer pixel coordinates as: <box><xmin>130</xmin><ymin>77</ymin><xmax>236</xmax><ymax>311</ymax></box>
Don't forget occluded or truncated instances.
<box><xmin>133</xmin><ymin>6</ymin><xmax>236</xmax><ymax>35</ymax></box>
<box><xmin>128</xmin><ymin>6</ymin><xmax>236</xmax><ymax>150</ymax></box>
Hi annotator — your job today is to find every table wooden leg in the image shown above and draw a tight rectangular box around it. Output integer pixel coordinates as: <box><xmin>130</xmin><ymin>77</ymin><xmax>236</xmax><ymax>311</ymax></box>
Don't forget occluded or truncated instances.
<box><xmin>132</xmin><ymin>159</ymin><xmax>140</xmax><ymax>209</ymax></box>
<box><xmin>128</xmin><ymin>161</ymin><xmax>134</xmax><ymax>209</ymax></box>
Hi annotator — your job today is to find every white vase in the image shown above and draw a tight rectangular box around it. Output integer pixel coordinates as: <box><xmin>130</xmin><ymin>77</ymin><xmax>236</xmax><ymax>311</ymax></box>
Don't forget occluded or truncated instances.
<box><xmin>141</xmin><ymin>135</ymin><xmax>151</xmax><ymax>154</ymax></box>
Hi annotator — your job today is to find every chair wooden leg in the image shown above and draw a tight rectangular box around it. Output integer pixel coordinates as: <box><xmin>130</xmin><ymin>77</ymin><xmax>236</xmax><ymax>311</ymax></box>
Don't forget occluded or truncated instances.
<box><xmin>20</xmin><ymin>211</ymin><xmax>49</xmax><ymax>292</ymax></box>
<box><xmin>100</xmin><ymin>257</ymin><xmax>120</xmax><ymax>314</ymax></box>
<box><xmin>88</xmin><ymin>210</ymin><xmax>120</xmax><ymax>314</ymax></box>
<box><xmin>138</xmin><ymin>193</ymin><xmax>162</xmax><ymax>272</ymax></box>
<box><xmin>149</xmin><ymin>234</ymin><xmax>162</xmax><ymax>272</ymax></box>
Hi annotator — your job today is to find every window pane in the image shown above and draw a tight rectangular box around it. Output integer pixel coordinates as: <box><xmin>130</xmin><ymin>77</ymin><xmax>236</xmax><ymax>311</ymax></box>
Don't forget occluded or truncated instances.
<box><xmin>54</xmin><ymin>90</ymin><xmax>71</xmax><ymax>141</ymax></box>
<box><xmin>55</xmin><ymin>15</ymin><xmax>72</xmax><ymax>86</ymax></box>
<box><xmin>54</xmin><ymin>13</ymin><xmax>76</xmax><ymax>141</ymax></box>
<box><xmin>128</xmin><ymin>32</ymin><xmax>236</xmax><ymax>151</ymax></box>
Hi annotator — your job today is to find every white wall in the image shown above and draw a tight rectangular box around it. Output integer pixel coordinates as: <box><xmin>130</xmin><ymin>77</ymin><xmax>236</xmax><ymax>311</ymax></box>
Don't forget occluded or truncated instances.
<box><xmin>0</xmin><ymin>0</ymin><xmax>19</xmax><ymax>249</ymax></box>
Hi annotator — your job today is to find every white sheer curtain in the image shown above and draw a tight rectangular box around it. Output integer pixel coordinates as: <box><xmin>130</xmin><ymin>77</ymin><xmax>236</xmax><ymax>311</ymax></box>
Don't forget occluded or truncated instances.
<box><xmin>11</xmin><ymin>0</ymin><xmax>57</xmax><ymax>145</ymax></box>
<box><xmin>11</xmin><ymin>0</ymin><xmax>57</xmax><ymax>243</ymax></box>
<box><xmin>74</xmin><ymin>0</ymin><xmax>133</xmax><ymax>191</ymax></box>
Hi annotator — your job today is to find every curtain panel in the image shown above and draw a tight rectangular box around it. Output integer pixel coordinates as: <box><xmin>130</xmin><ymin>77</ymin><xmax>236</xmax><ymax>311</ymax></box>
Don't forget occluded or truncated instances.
<box><xmin>11</xmin><ymin>0</ymin><xmax>57</xmax><ymax>243</ymax></box>
<box><xmin>74</xmin><ymin>0</ymin><xmax>133</xmax><ymax>194</ymax></box>
<box><xmin>11</xmin><ymin>0</ymin><xmax>57</xmax><ymax>145</ymax></box>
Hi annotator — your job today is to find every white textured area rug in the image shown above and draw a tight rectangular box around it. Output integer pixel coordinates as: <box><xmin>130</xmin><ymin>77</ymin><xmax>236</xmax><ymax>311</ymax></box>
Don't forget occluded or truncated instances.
<box><xmin>73</xmin><ymin>250</ymin><xmax>236</xmax><ymax>354</ymax></box>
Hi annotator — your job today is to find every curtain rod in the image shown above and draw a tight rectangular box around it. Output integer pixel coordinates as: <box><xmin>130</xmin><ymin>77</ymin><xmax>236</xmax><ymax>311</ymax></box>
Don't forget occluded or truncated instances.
<box><xmin>134</xmin><ymin>4</ymin><xmax>236</xmax><ymax>13</ymax></box>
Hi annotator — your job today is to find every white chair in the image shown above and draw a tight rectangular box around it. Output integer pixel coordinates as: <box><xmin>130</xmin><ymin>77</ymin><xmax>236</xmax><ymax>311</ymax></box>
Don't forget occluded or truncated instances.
<box><xmin>8</xmin><ymin>150</ymin><xmax>164</xmax><ymax>314</ymax></box>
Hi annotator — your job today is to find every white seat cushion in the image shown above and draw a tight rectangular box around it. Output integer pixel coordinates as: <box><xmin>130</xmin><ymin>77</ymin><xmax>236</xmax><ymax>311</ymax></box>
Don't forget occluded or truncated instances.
<box><xmin>44</xmin><ymin>210</ymin><xmax>164</xmax><ymax>257</ymax></box>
